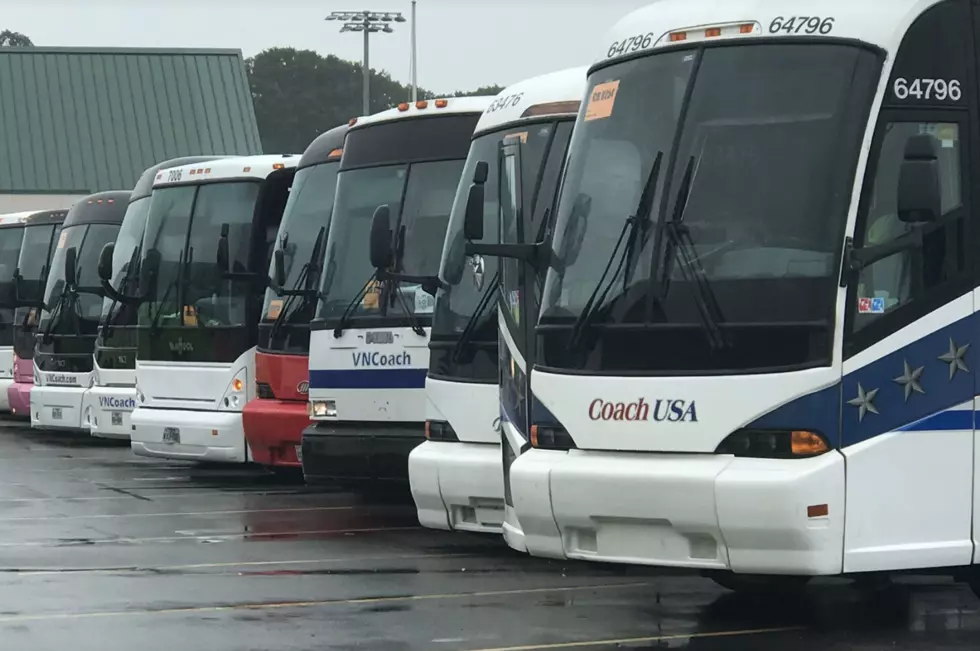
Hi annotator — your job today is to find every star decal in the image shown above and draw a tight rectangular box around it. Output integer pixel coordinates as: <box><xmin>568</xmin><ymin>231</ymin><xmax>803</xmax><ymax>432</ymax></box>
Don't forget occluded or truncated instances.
<box><xmin>938</xmin><ymin>337</ymin><xmax>970</xmax><ymax>381</ymax></box>
<box><xmin>892</xmin><ymin>360</ymin><xmax>925</xmax><ymax>402</ymax></box>
<box><xmin>847</xmin><ymin>382</ymin><xmax>879</xmax><ymax>422</ymax></box>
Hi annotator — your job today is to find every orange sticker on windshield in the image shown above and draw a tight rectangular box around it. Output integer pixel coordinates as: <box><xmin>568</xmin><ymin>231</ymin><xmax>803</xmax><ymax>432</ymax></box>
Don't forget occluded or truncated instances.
<box><xmin>504</xmin><ymin>131</ymin><xmax>528</xmax><ymax>144</ymax></box>
<box><xmin>362</xmin><ymin>280</ymin><xmax>381</xmax><ymax>310</ymax></box>
<box><xmin>267</xmin><ymin>299</ymin><xmax>283</xmax><ymax>320</ymax></box>
<box><xmin>584</xmin><ymin>80</ymin><xmax>620</xmax><ymax>122</ymax></box>
<box><xmin>57</xmin><ymin>230</ymin><xmax>68</xmax><ymax>249</ymax></box>
<box><xmin>183</xmin><ymin>305</ymin><xmax>198</xmax><ymax>326</ymax></box>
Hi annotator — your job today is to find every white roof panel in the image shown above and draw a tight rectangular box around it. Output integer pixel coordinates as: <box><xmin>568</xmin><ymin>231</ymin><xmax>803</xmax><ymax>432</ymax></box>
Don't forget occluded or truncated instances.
<box><xmin>350</xmin><ymin>96</ymin><xmax>495</xmax><ymax>130</ymax></box>
<box><xmin>152</xmin><ymin>154</ymin><xmax>301</xmax><ymax>188</ymax></box>
<box><xmin>475</xmin><ymin>66</ymin><xmax>589</xmax><ymax>135</ymax></box>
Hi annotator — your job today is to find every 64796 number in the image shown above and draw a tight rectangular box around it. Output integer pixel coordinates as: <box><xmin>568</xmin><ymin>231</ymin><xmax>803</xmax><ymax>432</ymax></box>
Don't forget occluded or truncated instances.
<box><xmin>768</xmin><ymin>16</ymin><xmax>835</xmax><ymax>34</ymax></box>
<box><xmin>607</xmin><ymin>33</ymin><xmax>654</xmax><ymax>58</ymax></box>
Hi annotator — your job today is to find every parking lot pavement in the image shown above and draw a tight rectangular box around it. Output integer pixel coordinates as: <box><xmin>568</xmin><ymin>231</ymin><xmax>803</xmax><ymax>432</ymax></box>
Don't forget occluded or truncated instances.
<box><xmin>0</xmin><ymin>419</ymin><xmax>978</xmax><ymax>651</ymax></box>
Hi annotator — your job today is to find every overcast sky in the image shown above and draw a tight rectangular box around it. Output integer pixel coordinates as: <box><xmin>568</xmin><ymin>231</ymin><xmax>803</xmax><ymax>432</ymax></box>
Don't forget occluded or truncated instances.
<box><xmin>4</xmin><ymin>0</ymin><xmax>653</xmax><ymax>93</ymax></box>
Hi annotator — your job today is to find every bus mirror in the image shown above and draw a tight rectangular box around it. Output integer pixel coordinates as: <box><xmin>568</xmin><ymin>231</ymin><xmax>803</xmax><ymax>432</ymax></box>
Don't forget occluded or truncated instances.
<box><xmin>473</xmin><ymin>160</ymin><xmax>488</xmax><ymax>185</ymax></box>
<box><xmin>897</xmin><ymin>135</ymin><xmax>941</xmax><ymax>223</ymax></box>
<box><xmin>464</xmin><ymin>184</ymin><xmax>485</xmax><ymax>241</ymax></box>
<box><xmin>217</xmin><ymin>224</ymin><xmax>230</xmax><ymax>274</ymax></box>
<box><xmin>64</xmin><ymin>246</ymin><xmax>78</xmax><ymax>287</ymax></box>
<box><xmin>98</xmin><ymin>243</ymin><xmax>114</xmax><ymax>283</ymax></box>
<box><xmin>369</xmin><ymin>205</ymin><xmax>393</xmax><ymax>270</ymax></box>
<box><xmin>273</xmin><ymin>249</ymin><xmax>286</xmax><ymax>288</ymax></box>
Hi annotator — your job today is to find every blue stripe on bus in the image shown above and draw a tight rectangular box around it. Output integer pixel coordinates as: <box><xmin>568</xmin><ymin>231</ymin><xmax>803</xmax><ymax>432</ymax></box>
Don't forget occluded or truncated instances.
<box><xmin>898</xmin><ymin>409</ymin><xmax>975</xmax><ymax>432</ymax></box>
<box><xmin>308</xmin><ymin>368</ymin><xmax>428</xmax><ymax>390</ymax></box>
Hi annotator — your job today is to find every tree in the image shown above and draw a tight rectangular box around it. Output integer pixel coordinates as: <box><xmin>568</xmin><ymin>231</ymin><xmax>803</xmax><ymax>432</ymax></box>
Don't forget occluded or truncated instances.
<box><xmin>0</xmin><ymin>30</ymin><xmax>32</xmax><ymax>47</ymax></box>
<box><xmin>246</xmin><ymin>47</ymin><xmax>501</xmax><ymax>154</ymax></box>
<box><xmin>450</xmin><ymin>85</ymin><xmax>505</xmax><ymax>98</ymax></box>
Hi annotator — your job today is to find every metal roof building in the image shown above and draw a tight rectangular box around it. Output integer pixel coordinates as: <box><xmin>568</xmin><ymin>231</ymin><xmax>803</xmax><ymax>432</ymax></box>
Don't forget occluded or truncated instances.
<box><xmin>0</xmin><ymin>47</ymin><xmax>263</xmax><ymax>212</ymax></box>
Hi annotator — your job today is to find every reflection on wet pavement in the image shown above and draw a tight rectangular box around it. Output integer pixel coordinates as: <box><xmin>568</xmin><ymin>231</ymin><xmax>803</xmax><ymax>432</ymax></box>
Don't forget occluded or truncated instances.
<box><xmin>0</xmin><ymin>420</ymin><xmax>977</xmax><ymax>651</ymax></box>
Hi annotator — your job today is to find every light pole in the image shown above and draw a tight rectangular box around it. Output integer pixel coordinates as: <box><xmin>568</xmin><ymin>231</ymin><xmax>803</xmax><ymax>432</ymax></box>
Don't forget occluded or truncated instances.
<box><xmin>410</xmin><ymin>0</ymin><xmax>417</xmax><ymax>102</ymax></box>
<box><xmin>326</xmin><ymin>10</ymin><xmax>406</xmax><ymax>116</ymax></box>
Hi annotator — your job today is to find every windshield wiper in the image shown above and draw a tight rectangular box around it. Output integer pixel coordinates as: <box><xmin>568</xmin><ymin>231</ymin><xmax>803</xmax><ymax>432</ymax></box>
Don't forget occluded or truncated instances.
<box><xmin>102</xmin><ymin>245</ymin><xmax>142</xmax><ymax>340</ymax></box>
<box><xmin>451</xmin><ymin>270</ymin><xmax>500</xmax><ymax>363</ymax></box>
<box><xmin>269</xmin><ymin>227</ymin><xmax>327</xmax><ymax>345</ymax></box>
<box><xmin>567</xmin><ymin>151</ymin><xmax>664</xmax><ymax>352</ymax></box>
<box><xmin>388</xmin><ymin>279</ymin><xmax>426</xmax><ymax>337</ymax></box>
<box><xmin>150</xmin><ymin>248</ymin><xmax>184</xmax><ymax>334</ymax></box>
<box><xmin>658</xmin><ymin>155</ymin><xmax>727</xmax><ymax>350</ymax></box>
<box><xmin>332</xmin><ymin>270</ymin><xmax>378</xmax><ymax>338</ymax></box>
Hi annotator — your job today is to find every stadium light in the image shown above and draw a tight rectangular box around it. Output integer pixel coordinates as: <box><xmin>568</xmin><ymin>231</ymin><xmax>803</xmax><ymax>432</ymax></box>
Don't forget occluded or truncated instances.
<box><xmin>326</xmin><ymin>10</ymin><xmax>406</xmax><ymax>115</ymax></box>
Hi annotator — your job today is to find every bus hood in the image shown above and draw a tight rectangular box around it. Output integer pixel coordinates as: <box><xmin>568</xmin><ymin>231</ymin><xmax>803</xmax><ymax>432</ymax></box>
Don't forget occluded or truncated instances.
<box><xmin>531</xmin><ymin>367</ymin><xmax>839</xmax><ymax>454</ymax></box>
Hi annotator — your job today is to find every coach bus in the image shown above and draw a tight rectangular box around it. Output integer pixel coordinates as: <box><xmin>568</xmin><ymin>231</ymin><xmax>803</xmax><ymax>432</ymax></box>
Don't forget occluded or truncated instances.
<box><xmin>0</xmin><ymin>212</ymin><xmax>34</xmax><ymax>411</ymax></box>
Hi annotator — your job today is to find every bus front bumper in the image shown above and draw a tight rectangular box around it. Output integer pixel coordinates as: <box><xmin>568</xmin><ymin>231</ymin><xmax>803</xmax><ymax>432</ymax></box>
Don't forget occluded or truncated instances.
<box><xmin>131</xmin><ymin>407</ymin><xmax>247</xmax><ymax>463</ymax></box>
<box><xmin>409</xmin><ymin>440</ymin><xmax>504</xmax><ymax>534</ymax></box>
<box><xmin>8</xmin><ymin>380</ymin><xmax>32</xmax><ymax>418</ymax></box>
<box><xmin>31</xmin><ymin>385</ymin><xmax>87</xmax><ymax>431</ymax></box>
<box><xmin>300</xmin><ymin>422</ymin><xmax>423</xmax><ymax>487</ymax></box>
<box><xmin>510</xmin><ymin>448</ymin><xmax>845</xmax><ymax>575</ymax></box>
<box><xmin>83</xmin><ymin>386</ymin><xmax>137</xmax><ymax>440</ymax></box>
<box><xmin>0</xmin><ymin>377</ymin><xmax>13</xmax><ymax>412</ymax></box>
<box><xmin>242</xmin><ymin>398</ymin><xmax>309</xmax><ymax>468</ymax></box>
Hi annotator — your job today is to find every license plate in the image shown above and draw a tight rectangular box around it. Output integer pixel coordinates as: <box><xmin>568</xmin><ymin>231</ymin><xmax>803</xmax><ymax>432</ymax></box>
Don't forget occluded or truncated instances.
<box><xmin>111</xmin><ymin>411</ymin><xmax>123</xmax><ymax>427</ymax></box>
<box><xmin>163</xmin><ymin>427</ymin><xmax>180</xmax><ymax>444</ymax></box>
<box><xmin>51</xmin><ymin>407</ymin><xmax>62</xmax><ymax>420</ymax></box>
<box><xmin>295</xmin><ymin>445</ymin><xmax>303</xmax><ymax>463</ymax></box>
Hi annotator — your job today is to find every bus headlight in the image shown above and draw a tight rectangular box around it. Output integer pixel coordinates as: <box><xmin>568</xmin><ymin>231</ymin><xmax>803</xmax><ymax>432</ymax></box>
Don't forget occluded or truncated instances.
<box><xmin>309</xmin><ymin>400</ymin><xmax>336</xmax><ymax>419</ymax></box>
<box><xmin>221</xmin><ymin>368</ymin><xmax>247</xmax><ymax>410</ymax></box>
<box><xmin>715</xmin><ymin>429</ymin><xmax>831</xmax><ymax>459</ymax></box>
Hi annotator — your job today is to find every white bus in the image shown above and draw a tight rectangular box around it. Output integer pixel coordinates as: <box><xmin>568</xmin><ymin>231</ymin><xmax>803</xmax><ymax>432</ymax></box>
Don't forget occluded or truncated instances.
<box><xmin>0</xmin><ymin>211</ymin><xmax>37</xmax><ymax>411</ymax></box>
<box><xmin>129</xmin><ymin>154</ymin><xmax>298</xmax><ymax>462</ymax></box>
<box><xmin>463</xmin><ymin>0</ymin><xmax>980</xmax><ymax>597</ymax></box>
<box><xmin>86</xmin><ymin>156</ymin><xmax>227</xmax><ymax>439</ymax></box>
<box><xmin>301</xmin><ymin>97</ymin><xmax>493</xmax><ymax>489</ymax></box>
<box><xmin>410</xmin><ymin>69</ymin><xmax>585</xmax><ymax>535</ymax></box>
<box><xmin>31</xmin><ymin>192</ymin><xmax>130</xmax><ymax>431</ymax></box>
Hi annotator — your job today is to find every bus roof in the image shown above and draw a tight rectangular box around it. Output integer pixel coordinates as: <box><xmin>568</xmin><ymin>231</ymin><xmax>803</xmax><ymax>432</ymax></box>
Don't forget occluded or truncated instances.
<box><xmin>0</xmin><ymin>211</ymin><xmax>45</xmax><ymax>227</ymax></box>
<box><xmin>474</xmin><ymin>67</ymin><xmax>588</xmax><ymax>135</ymax></box>
<box><xmin>349</xmin><ymin>96</ymin><xmax>495</xmax><ymax>131</ymax></box>
<box><xmin>2</xmin><ymin>209</ymin><xmax>69</xmax><ymax>227</ymax></box>
<box><xmin>152</xmin><ymin>154</ymin><xmax>301</xmax><ymax>188</ymax></box>
<box><xmin>596</xmin><ymin>0</ymin><xmax>933</xmax><ymax>68</ymax></box>
<box><xmin>63</xmin><ymin>191</ymin><xmax>132</xmax><ymax>227</ymax></box>
<box><xmin>298</xmin><ymin>124</ymin><xmax>349</xmax><ymax>171</ymax></box>
<box><xmin>132</xmin><ymin>156</ymin><xmax>230</xmax><ymax>201</ymax></box>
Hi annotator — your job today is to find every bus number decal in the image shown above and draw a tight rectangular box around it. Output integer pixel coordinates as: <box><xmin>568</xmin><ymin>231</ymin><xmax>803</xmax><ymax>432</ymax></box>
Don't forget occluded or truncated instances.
<box><xmin>486</xmin><ymin>93</ymin><xmax>524</xmax><ymax>114</ymax></box>
<box><xmin>167</xmin><ymin>169</ymin><xmax>183</xmax><ymax>183</ymax></box>
<box><xmin>768</xmin><ymin>16</ymin><xmax>835</xmax><ymax>35</ymax></box>
<box><xmin>607</xmin><ymin>33</ymin><xmax>654</xmax><ymax>59</ymax></box>
<box><xmin>893</xmin><ymin>77</ymin><xmax>962</xmax><ymax>102</ymax></box>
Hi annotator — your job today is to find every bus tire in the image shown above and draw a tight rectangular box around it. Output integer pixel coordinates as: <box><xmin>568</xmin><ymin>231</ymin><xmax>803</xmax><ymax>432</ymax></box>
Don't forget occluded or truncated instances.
<box><xmin>706</xmin><ymin>572</ymin><xmax>810</xmax><ymax>595</ymax></box>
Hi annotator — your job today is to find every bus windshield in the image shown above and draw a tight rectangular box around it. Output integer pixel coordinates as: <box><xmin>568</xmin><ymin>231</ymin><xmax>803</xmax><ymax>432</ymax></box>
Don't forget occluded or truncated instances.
<box><xmin>13</xmin><ymin>223</ymin><xmax>59</xmax><ymax>359</ymax></box>
<box><xmin>0</xmin><ymin>226</ymin><xmax>25</xmax><ymax>346</ymax></box>
<box><xmin>40</xmin><ymin>223</ymin><xmax>120</xmax><ymax>336</ymax></box>
<box><xmin>317</xmin><ymin>159</ymin><xmax>464</xmax><ymax>324</ymax></box>
<box><xmin>138</xmin><ymin>181</ymin><xmax>259</xmax><ymax>331</ymax></box>
<box><xmin>539</xmin><ymin>43</ymin><xmax>881</xmax><ymax>374</ymax></box>
<box><xmin>260</xmin><ymin>160</ymin><xmax>340</xmax><ymax>354</ymax></box>
<box><xmin>100</xmin><ymin>197</ymin><xmax>151</xmax><ymax>335</ymax></box>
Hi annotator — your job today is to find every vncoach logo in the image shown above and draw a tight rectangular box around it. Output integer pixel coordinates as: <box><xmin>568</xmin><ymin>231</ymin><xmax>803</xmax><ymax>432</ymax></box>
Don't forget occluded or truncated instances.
<box><xmin>46</xmin><ymin>373</ymin><xmax>78</xmax><ymax>386</ymax></box>
<box><xmin>588</xmin><ymin>398</ymin><xmax>698</xmax><ymax>423</ymax></box>
<box><xmin>98</xmin><ymin>396</ymin><xmax>137</xmax><ymax>410</ymax></box>
<box><xmin>169</xmin><ymin>337</ymin><xmax>193</xmax><ymax>354</ymax></box>
<box><xmin>352</xmin><ymin>351</ymin><xmax>412</xmax><ymax>367</ymax></box>
<box><xmin>297</xmin><ymin>381</ymin><xmax>309</xmax><ymax>395</ymax></box>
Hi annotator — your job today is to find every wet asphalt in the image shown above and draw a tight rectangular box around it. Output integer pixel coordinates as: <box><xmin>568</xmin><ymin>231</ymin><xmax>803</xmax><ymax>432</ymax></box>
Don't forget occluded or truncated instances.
<box><xmin>0</xmin><ymin>418</ymin><xmax>977</xmax><ymax>650</ymax></box>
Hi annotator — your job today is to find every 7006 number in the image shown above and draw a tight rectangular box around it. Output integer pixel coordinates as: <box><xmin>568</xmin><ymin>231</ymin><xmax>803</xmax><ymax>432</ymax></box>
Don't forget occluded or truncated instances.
<box><xmin>167</xmin><ymin>169</ymin><xmax>182</xmax><ymax>182</ymax></box>
<box><xmin>768</xmin><ymin>16</ymin><xmax>835</xmax><ymax>34</ymax></box>
<box><xmin>893</xmin><ymin>77</ymin><xmax>962</xmax><ymax>102</ymax></box>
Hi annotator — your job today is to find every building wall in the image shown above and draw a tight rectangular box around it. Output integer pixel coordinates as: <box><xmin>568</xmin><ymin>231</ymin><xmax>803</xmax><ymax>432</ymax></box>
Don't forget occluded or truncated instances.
<box><xmin>0</xmin><ymin>194</ymin><xmax>87</xmax><ymax>213</ymax></box>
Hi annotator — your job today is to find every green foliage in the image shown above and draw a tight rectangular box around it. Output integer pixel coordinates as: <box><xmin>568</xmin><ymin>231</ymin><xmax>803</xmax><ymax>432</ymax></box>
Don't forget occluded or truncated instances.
<box><xmin>246</xmin><ymin>47</ymin><xmax>501</xmax><ymax>154</ymax></box>
<box><xmin>0</xmin><ymin>30</ymin><xmax>33</xmax><ymax>47</ymax></box>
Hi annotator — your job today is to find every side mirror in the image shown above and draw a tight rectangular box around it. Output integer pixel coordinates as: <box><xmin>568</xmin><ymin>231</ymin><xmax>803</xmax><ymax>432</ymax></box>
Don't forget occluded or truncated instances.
<box><xmin>273</xmin><ymin>249</ymin><xmax>286</xmax><ymax>287</ymax></box>
<box><xmin>369</xmin><ymin>205</ymin><xmax>393</xmax><ymax>270</ymax></box>
<box><xmin>217</xmin><ymin>223</ymin><xmax>230</xmax><ymax>274</ymax></box>
<box><xmin>898</xmin><ymin>135</ymin><xmax>941</xmax><ymax>223</ymax></box>
<box><xmin>98</xmin><ymin>242</ymin><xmax>114</xmax><ymax>283</ymax></box>
<box><xmin>463</xmin><ymin>161</ymin><xmax>489</xmax><ymax>241</ymax></box>
<box><xmin>64</xmin><ymin>246</ymin><xmax>78</xmax><ymax>287</ymax></box>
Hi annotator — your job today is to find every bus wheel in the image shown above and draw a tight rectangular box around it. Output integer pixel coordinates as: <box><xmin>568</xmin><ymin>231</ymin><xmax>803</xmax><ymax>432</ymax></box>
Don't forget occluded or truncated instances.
<box><xmin>968</xmin><ymin>573</ymin><xmax>980</xmax><ymax>600</ymax></box>
<box><xmin>707</xmin><ymin>572</ymin><xmax>810</xmax><ymax>595</ymax></box>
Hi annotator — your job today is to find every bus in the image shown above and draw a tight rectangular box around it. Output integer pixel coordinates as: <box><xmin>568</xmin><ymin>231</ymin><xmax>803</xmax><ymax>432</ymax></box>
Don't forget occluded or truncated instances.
<box><xmin>0</xmin><ymin>212</ymin><xmax>35</xmax><ymax>411</ymax></box>
<box><xmin>301</xmin><ymin>97</ymin><xmax>493</xmax><ymax>488</ymax></box>
<box><xmin>462</xmin><ymin>0</ymin><xmax>980</xmax><ymax>597</ymax></box>
<box><xmin>31</xmin><ymin>191</ymin><xmax>129</xmax><ymax>430</ymax></box>
<box><xmin>244</xmin><ymin>125</ymin><xmax>347</xmax><ymax>469</ymax></box>
<box><xmin>86</xmin><ymin>156</ymin><xmax>227</xmax><ymax>439</ymax></box>
<box><xmin>129</xmin><ymin>154</ymin><xmax>299</xmax><ymax>462</ymax></box>
<box><xmin>7</xmin><ymin>210</ymin><xmax>69</xmax><ymax>418</ymax></box>
<box><xmin>409</xmin><ymin>69</ymin><xmax>585</xmax><ymax>535</ymax></box>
